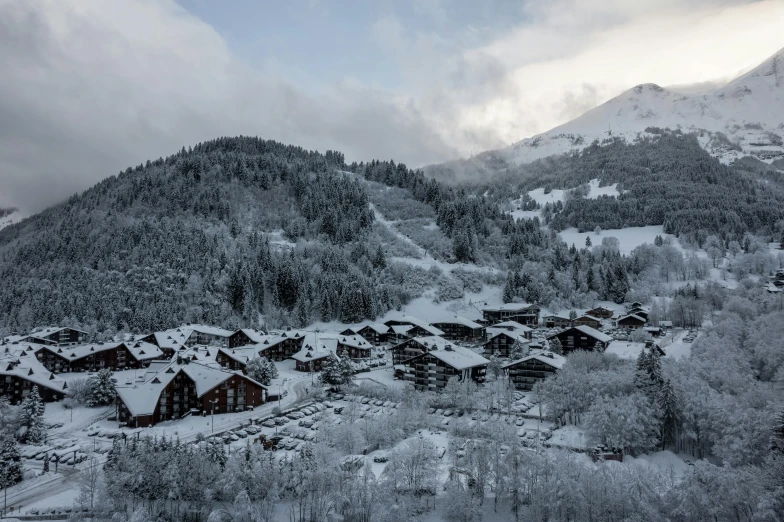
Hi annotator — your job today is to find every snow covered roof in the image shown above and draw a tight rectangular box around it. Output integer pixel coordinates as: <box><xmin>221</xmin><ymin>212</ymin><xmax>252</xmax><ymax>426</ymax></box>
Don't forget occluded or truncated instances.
<box><xmin>236</xmin><ymin>329</ymin><xmax>269</xmax><ymax>344</ymax></box>
<box><xmin>487</xmin><ymin>320</ymin><xmax>532</xmax><ymax>333</ymax></box>
<box><xmin>184</xmin><ymin>324</ymin><xmax>233</xmax><ymax>338</ymax></box>
<box><xmin>432</xmin><ymin>316</ymin><xmax>483</xmax><ymax>329</ymax></box>
<box><xmin>216</xmin><ymin>346</ymin><xmax>259</xmax><ymax>365</ymax></box>
<box><xmin>542</xmin><ymin>311</ymin><xmax>573</xmax><ymax>320</ymax></box>
<box><xmin>29</xmin><ymin>326</ymin><xmax>88</xmax><ymax>338</ymax></box>
<box><xmin>390</xmin><ymin>324</ymin><xmax>414</xmax><ymax>335</ymax></box>
<box><xmin>0</xmin><ymin>354</ymin><xmax>68</xmax><ymax>394</ymax></box>
<box><xmin>485</xmin><ymin>331</ymin><xmax>530</xmax><ymax>345</ymax></box>
<box><xmin>617</xmin><ymin>314</ymin><xmax>647</xmax><ymax>324</ymax></box>
<box><xmin>573</xmin><ymin>325</ymin><xmax>612</xmax><ymax>343</ymax></box>
<box><xmin>42</xmin><ymin>341</ymin><xmax>129</xmax><ymax>362</ymax></box>
<box><xmin>409</xmin><ymin>336</ymin><xmax>455</xmax><ymax>351</ymax></box>
<box><xmin>386</xmin><ymin>316</ymin><xmax>445</xmax><ymax>336</ymax></box>
<box><xmin>125</xmin><ymin>341</ymin><xmax>164</xmax><ymax>361</ymax></box>
<box><xmin>143</xmin><ymin>328</ymin><xmax>193</xmax><ymax>350</ymax></box>
<box><xmin>605</xmin><ymin>341</ymin><xmax>649</xmax><ymax>360</ymax></box>
<box><xmin>503</xmin><ymin>350</ymin><xmax>566</xmax><ymax>370</ymax></box>
<box><xmin>291</xmin><ymin>343</ymin><xmax>335</xmax><ymax>363</ymax></box>
<box><xmin>427</xmin><ymin>345</ymin><xmax>489</xmax><ymax>370</ymax></box>
<box><xmin>1</xmin><ymin>334</ymin><xmax>30</xmax><ymax>345</ymax></box>
<box><xmin>116</xmin><ymin>356</ymin><xmax>264</xmax><ymax>417</ymax></box>
<box><xmin>344</xmin><ymin>323</ymin><xmax>390</xmax><ymax>335</ymax></box>
<box><xmin>337</xmin><ymin>334</ymin><xmax>372</xmax><ymax>349</ymax></box>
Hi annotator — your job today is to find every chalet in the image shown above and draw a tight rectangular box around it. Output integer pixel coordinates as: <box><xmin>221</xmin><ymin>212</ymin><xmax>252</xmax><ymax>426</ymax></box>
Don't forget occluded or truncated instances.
<box><xmin>502</xmin><ymin>351</ymin><xmax>565</xmax><ymax>391</ymax></box>
<box><xmin>115</xmin><ymin>356</ymin><xmax>267</xmax><ymax>428</ymax></box>
<box><xmin>482</xmin><ymin>303</ymin><xmax>540</xmax><ymax>326</ymax></box>
<box><xmin>616</xmin><ymin>314</ymin><xmax>647</xmax><ymax>330</ymax></box>
<box><xmin>0</xmin><ymin>355</ymin><xmax>68</xmax><ymax>403</ymax></box>
<box><xmin>229</xmin><ymin>329</ymin><xmax>268</xmax><ymax>348</ymax></box>
<box><xmin>214</xmin><ymin>346</ymin><xmax>259</xmax><ymax>372</ymax></box>
<box><xmin>605</xmin><ymin>341</ymin><xmax>665</xmax><ymax>360</ymax></box>
<box><xmin>430</xmin><ymin>316</ymin><xmax>485</xmax><ymax>343</ymax></box>
<box><xmin>574</xmin><ymin>314</ymin><xmax>603</xmax><ymax>330</ymax></box>
<box><xmin>643</xmin><ymin>326</ymin><xmax>662</xmax><ymax>337</ymax></box>
<box><xmin>389</xmin><ymin>336</ymin><xmax>451</xmax><ymax>365</ymax></box>
<box><xmin>182</xmin><ymin>325</ymin><xmax>233</xmax><ymax>347</ymax></box>
<box><xmin>384</xmin><ymin>316</ymin><xmax>445</xmax><ymax>339</ymax></box>
<box><xmin>395</xmin><ymin>344</ymin><xmax>488</xmax><ymax>390</ymax></box>
<box><xmin>339</xmin><ymin>324</ymin><xmax>390</xmax><ymax>346</ymax></box>
<box><xmin>292</xmin><ymin>343</ymin><xmax>335</xmax><ymax>372</ymax></box>
<box><xmin>483</xmin><ymin>331</ymin><xmax>530</xmax><ymax>358</ymax></box>
<box><xmin>542</xmin><ymin>313</ymin><xmax>572</xmax><ymax>329</ymax></box>
<box><xmin>137</xmin><ymin>330</ymin><xmax>189</xmax><ymax>358</ymax></box>
<box><xmin>586</xmin><ymin>306</ymin><xmax>614</xmax><ymax>319</ymax></box>
<box><xmin>257</xmin><ymin>331</ymin><xmax>306</xmax><ymax>361</ymax></box>
<box><xmin>337</xmin><ymin>335</ymin><xmax>374</xmax><ymax>360</ymax></box>
<box><xmin>485</xmin><ymin>321</ymin><xmax>533</xmax><ymax>341</ymax></box>
<box><xmin>34</xmin><ymin>341</ymin><xmax>163</xmax><ymax>373</ymax></box>
<box><xmin>627</xmin><ymin>302</ymin><xmax>644</xmax><ymax>312</ymax></box>
<box><xmin>25</xmin><ymin>327</ymin><xmax>88</xmax><ymax>347</ymax></box>
<box><xmin>547</xmin><ymin>326</ymin><xmax>612</xmax><ymax>354</ymax></box>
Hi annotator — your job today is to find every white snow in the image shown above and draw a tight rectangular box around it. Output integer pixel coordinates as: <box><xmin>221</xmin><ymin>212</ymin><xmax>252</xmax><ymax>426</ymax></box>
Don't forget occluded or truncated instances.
<box><xmin>0</xmin><ymin>208</ymin><xmax>23</xmax><ymax>231</ymax></box>
<box><xmin>558</xmin><ymin>225</ymin><xmax>672</xmax><ymax>255</ymax></box>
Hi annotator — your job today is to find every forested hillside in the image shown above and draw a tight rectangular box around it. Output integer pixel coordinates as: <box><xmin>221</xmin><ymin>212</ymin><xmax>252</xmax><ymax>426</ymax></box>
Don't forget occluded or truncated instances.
<box><xmin>428</xmin><ymin>132</ymin><xmax>784</xmax><ymax>244</ymax></box>
<box><xmin>0</xmin><ymin>138</ymin><xmax>412</xmax><ymax>333</ymax></box>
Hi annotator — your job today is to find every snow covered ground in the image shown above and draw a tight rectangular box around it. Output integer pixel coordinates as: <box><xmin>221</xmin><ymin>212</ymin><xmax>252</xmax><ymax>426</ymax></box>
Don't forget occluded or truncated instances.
<box><xmin>559</xmin><ymin>225</ymin><xmax>670</xmax><ymax>255</ymax></box>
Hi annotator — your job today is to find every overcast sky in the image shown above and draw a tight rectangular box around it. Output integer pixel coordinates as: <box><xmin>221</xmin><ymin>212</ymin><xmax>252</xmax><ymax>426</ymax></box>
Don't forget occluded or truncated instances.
<box><xmin>1</xmin><ymin>0</ymin><xmax>783</xmax><ymax>212</ymax></box>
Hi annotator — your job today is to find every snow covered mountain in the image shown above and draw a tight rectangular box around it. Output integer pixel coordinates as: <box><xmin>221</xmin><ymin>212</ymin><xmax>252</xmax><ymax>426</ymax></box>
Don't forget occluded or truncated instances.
<box><xmin>505</xmin><ymin>46</ymin><xmax>784</xmax><ymax>166</ymax></box>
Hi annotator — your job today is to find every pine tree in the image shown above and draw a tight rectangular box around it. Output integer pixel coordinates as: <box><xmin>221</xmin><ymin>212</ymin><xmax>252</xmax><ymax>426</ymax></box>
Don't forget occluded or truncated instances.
<box><xmin>658</xmin><ymin>379</ymin><xmax>680</xmax><ymax>450</ymax></box>
<box><xmin>549</xmin><ymin>337</ymin><xmax>563</xmax><ymax>356</ymax></box>
<box><xmin>20</xmin><ymin>386</ymin><xmax>46</xmax><ymax>444</ymax></box>
<box><xmin>585</xmin><ymin>235</ymin><xmax>592</xmax><ymax>247</ymax></box>
<box><xmin>509</xmin><ymin>340</ymin><xmax>528</xmax><ymax>360</ymax></box>
<box><xmin>87</xmin><ymin>369</ymin><xmax>117</xmax><ymax>406</ymax></box>
<box><xmin>0</xmin><ymin>434</ymin><xmax>24</xmax><ymax>489</ymax></box>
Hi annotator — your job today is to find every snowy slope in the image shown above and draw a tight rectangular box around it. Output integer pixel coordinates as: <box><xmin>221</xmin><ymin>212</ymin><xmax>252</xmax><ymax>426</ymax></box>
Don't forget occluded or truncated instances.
<box><xmin>505</xmin><ymin>47</ymin><xmax>784</xmax><ymax>165</ymax></box>
<box><xmin>0</xmin><ymin>208</ymin><xmax>22</xmax><ymax>231</ymax></box>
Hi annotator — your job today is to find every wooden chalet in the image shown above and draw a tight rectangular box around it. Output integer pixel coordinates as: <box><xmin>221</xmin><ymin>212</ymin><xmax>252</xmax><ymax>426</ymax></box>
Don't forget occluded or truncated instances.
<box><xmin>482</xmin><ymin>303</ymin><xmax>540</xmax><ymax>326</ymax></box>
<box><xmin>137</xmin><ymin>330</ymin><xmax>188</xmax><ymax>358</ymax></box>
<box><xmin>25</xmin><ymin>327</ymin><xmax>88</xmax><ymax>347</ymax></box>
<box><xmin>616</xmin><ymin>314</ymin><xmax>647</xmax><ymax>330</ymax></box>
<box><xmin>542</xmin><ymin>313</ymin><xmax>571</xmax><ymax>329</ymax></box>
<box><xmin>574</xmin><ymin>314</ymin><xmax>602</xmax><ymax>329</ymax></box>
<box><xmin>0</xmin><ymin>355</ymin><xmax>68</xmax><ymax>403</ymax></box>
<box><xmin>389</xmin><ymin>336</ymin><xmax>451</xmax><ymax>365</ymax></box>
<box><xmin>292</xmin><ymin>343</ymin><xmax>335</xmax><ymax>372</ymax></box>
<box><xmin>395</xmin><ymin>344</ymin><xmax>488</xmax><ymax>390</ymax></box>
<box><xmin>586</xmin><ymin>306</ymin><xmax>614</xmax><ymax>319</ymax></box>
<box><xmin>485</xmin><ymin>321</ymin><xmax>533</xmax><ymax>340</ymax></box>
<box><xmin>214</xmin><ymin>346</ymin><xmax>260</xmax><ymax>372</ymax></box>
<box><xmin>547</xmin><ymin>326</ymin><xmax>612</xmax><ymax>354</ymax></box>
<box><xmin>503</xmin><ymin>351</ymin><xmax>565</xmax><ymax>391</ymax></box>
<box><xmin>34</xmin><ymin>341</ymin><xmax>164</xmax><ymax>373</ymax></box>
<box><xmin>483</xmin><ymin>331</ymin><xmax>530</xmax><ymax>358</ymax></box>
<box><xmin>258</xmin><ymin>331</ymin><xmax>306</xmax><ymax>361</ymax></box>
<box><xmin>182</xmin><ymin>325</ymin><xmax>233</xmax><ymax>347</ymax></box>
<box><xmin>337</xmin><ymin>335</ymin><xmax>374</xmax><ymax>360</ymax></box>
<box><xmin>115</xmin><ymin>355</ymin><xmax>266</xmax><ymax>427</ymax></box>
<box><xmin>339</xmin><ymin>324</ymin><xmax>390</xmax><ymax>346</ymax></box>
<box><xmin>384</xmin><ymin>316</ymin><xmax>445</xmax><ymax>339</ymax></box>
<box><xmin>430</xmin><ymin>316</ymin><xmax>485</xmax><ymax>342</ymax></box>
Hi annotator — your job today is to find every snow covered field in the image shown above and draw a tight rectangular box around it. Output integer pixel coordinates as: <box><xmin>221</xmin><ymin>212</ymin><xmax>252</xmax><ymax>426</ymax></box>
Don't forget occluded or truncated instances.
<box><xmin>558</xmin><ymin>225</ymin><xmax>671</xmax><ymax>255</ymax></box>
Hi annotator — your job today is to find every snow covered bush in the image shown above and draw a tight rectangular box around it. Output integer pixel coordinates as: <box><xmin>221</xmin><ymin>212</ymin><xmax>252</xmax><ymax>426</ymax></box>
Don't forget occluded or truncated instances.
<box><xmin>245</xmin><ymin>357</ymin><xmax>278</xmax><ymax>386</ymax></box>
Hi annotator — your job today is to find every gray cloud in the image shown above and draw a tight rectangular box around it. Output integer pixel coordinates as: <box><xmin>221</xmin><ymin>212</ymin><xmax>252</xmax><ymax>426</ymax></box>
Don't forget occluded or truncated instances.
<box><xmin>1</xmin><ymin>0</ymin><xmax>781</xmax><ymax>211</ymax></box>
<box><xmin>0</xmin><ymin>0</ymin><xmax>458</xmax><ymax>212</ymax></box>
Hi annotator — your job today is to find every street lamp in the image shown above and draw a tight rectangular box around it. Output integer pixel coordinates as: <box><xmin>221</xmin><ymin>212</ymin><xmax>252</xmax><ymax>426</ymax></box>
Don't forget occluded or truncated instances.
<box><xmin>210</xmin><ymin>398</ymin><xmax>218</xmax><ymax>434</ymax></box>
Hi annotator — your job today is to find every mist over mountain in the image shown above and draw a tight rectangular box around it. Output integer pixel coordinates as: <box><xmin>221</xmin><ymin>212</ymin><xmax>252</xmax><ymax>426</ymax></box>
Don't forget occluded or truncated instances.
<box><xmin>428</xmin><ymin>46</ymin><xmax>784</xmax><ymax>183</ymax></box>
